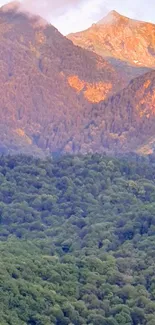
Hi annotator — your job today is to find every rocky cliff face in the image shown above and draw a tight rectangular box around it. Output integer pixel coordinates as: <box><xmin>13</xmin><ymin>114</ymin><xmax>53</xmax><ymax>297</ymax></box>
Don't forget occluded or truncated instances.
<box><xmin>68</xmin><ymin>11</ymin><xmax>155</xmax><ymax>83</ymax></box>
<box><xmin>68</xmin><ymin>10</ymin><xmax>155</xmax><ymax>68</ymax></box>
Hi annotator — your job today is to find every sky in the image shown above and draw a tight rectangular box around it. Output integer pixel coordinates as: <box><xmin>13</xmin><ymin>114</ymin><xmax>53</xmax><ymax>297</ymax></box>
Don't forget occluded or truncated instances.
<box><xmin>0</xmin><ymin>0</ymin><xmax>155</xmax><ymax>34</ymax></box>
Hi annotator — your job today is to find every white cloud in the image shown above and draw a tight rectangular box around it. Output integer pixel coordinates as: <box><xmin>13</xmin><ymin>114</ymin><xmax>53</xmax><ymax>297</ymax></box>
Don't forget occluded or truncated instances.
<box><xmin>52</xmin><ymin>0</ymin><xmax>155</xmax><ymax>34</ymax></box>
<box><xmin>52</xmin><ymin>0</ymin><xmax>108</xmax><ymax>34</ymax></box>
<box><xmin>0</xmin><ymin>0</ymin><xmax>154</xmax><ymax>34</ymax></box>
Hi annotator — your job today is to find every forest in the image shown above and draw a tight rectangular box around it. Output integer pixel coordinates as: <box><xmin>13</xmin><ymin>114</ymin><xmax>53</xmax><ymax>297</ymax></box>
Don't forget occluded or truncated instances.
<box><xmin>1</xmin><ymin>153</ymin><xmax>155</xmax><ymax>325</ymax></box>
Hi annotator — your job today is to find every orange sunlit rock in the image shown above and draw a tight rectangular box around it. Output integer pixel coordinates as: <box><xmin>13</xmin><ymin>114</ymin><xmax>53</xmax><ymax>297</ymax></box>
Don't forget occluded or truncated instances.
<box><xmin>68</xmin><ymin>11</ymin><xmax>155</xmax><ymax>68</ymax></box>
<box><xmin>68</xmin><ymin>75</ymin><xmax>112</xmax><ymax>102</ymax></box>
<box><xmin>84</xmin><ymin>82</ymin><xmax>112</xmax><ymax>102</ymax></box>
<box><xmin>68</xmin><ymin>11</ymin><xmax>155</xmax><ymax>83</ymax></box>
<box><xmin>68</xmin><ymin>75</ymin><xmax>84</xmax><ymax>92</ymax></box>
<box><xmin>15</xmin><ymin>128</ymin><xmax>32</xmax><ymax>144</ymax></box>
<box><xmin>136</xmin><ymin>89</ymin><xmax>155</xmax><ymax>117</ymax></box>
<box><xmin>143</xmin><ymin>80</ymin><xmax>151</xmax><ymax>89</ymax></box>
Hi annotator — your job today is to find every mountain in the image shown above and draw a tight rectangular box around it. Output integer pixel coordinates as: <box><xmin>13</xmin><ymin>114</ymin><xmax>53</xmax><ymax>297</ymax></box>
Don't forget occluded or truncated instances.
<box><xmin>0</xmin><ymin>2</ymin><xmax>131</xmax><ymax>156</ymax></box>
<box><xmin>68</xmin><ymin>10</ymin><xmax>155</xmax><ymax>68</ymax></box>
<box><xmin>68</xmin><ymin>11</ymin><xmax>155</xmax><ymax>82</ymax></box>
<box><xmin>86</xmin><ymin>70</ymin><xmax>155</xmax><ymax>155</ymax></box>
<box><xmin>0</xmin><ymin>3</ymin><xmax>154</xmax><ymax>156</ymax></box>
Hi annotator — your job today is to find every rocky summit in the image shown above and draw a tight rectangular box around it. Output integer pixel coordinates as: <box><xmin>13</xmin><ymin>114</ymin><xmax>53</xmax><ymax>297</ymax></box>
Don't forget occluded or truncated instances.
<box><xmin>68</xmin><ymin>10</ymin><xmax>155</xmax><ymax>68</ymax></box>
<box><xmin>68</xmin><ymin>11</ymin><xmax>155</xmax><ymax>83</ymax></box>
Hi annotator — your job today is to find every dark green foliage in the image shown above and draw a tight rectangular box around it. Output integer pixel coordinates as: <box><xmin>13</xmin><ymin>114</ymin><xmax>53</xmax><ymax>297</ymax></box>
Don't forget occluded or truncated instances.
<box><xmin>1</xmin><ymin>153</ymin><xmax>155</xmax><ymax>324</ymax></box>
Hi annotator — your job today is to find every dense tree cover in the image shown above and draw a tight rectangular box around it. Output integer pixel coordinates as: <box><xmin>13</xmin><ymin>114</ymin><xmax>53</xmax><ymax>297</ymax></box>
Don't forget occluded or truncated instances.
<box><xmin>0</xmin><ymin>7</ymin><xmax>154</xmax><ymax>157</ymax></box>
<box><xmin>1</xmin><ymin>153</ymin><xmax>155</xmax><ymax>324</ymax></box>
<box><xmin>0</xmin><ymin>5</ymin><xmax>126</xmax><ymax>158</ymax></box>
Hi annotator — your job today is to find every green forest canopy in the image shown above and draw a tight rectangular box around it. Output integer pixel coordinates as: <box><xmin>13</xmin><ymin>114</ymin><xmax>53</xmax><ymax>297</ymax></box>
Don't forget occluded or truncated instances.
<box><xmin>1</xmin><ymin>153</ymin><xmax>155</xmax><ymax>325</ymax></box>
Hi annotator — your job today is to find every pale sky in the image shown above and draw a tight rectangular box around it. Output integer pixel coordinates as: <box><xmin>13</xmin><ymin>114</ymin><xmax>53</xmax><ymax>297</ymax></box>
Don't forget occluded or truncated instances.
<box><xmin>53</xmin><ymin>0</ymin><xmax>155</xmax><ymax>34</ymax></box>
<box><xmin>0</xmin><ymin>0</ymin><xmax>155</xmax><ymax>34</ymax></box>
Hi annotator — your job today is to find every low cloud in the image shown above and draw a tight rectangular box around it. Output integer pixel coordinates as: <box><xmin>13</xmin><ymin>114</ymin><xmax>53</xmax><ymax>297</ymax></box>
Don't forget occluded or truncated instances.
<box><xmin>0</xmin><ymin>0</ymin><xmax>154</xmax><ymax>34</ymax></box>
<box><xmin>20</xmin><ymin>0</ymin><xmax>86</xmax><ymax>19</ymax></box>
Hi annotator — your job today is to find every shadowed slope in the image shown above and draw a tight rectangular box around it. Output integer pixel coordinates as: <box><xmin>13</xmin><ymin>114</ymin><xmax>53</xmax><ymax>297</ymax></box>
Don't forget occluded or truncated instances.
<box><xmin>86</xmin><ymin>70</ymin><xmax>155</xmax><ymax>154</ymax></box>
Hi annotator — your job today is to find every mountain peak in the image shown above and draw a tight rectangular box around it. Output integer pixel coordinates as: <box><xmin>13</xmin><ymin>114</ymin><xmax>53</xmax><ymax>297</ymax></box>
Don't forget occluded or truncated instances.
<box><xmin>1</xmin><ymin>1</ymin><xmax>21</xmax><ymax>12</ymax></box>
<box><xmin>0</xmin><ymin>1</ymin><xmax>48</xmax><ymax>27</ymax></box>
<box><xmin>97</xmin><ymin>10</ymin><xmax>128</xmax><ymax>25</ymax></box>
<box><xmin>107</xmin><ymin>10</ymin><xmax>121</xmax><ymax>18</ymax></box>
<box><xmin>68</xmin><ymin>10</ymin><xmax>155</xmax><ymax>69</ymax></box>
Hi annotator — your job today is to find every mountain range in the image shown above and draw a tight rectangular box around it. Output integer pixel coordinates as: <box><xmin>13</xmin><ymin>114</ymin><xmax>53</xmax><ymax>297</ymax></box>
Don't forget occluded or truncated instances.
<box><xmin>0</xmin><ymin>2</ymin><xmax>154</xmax><ymax>155</ymax></box>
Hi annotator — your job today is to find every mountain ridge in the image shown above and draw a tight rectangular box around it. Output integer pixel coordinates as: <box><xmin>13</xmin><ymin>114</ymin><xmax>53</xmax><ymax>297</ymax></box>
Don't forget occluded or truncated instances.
<box><xmin>0</xmin><ymin>2</ymin><xmax>127</xmax><ymax>155</ymax></box>
<box><xmin>68</xmin><ymin>11</ymin><xmax>155</xmax><ymax>69</ymax></box>
<box><xmin>97</xmin><ymin>10</ymin><xmax>130</xmax><ymax>25</ymax></box>
<box><xmin>89</xmin><ymin>70</ymin><xmax>155</xmax><ymax>155</ymax></box>
<box><xmin>0</xmin><ymin>3</ymin><xmax>154</xmax><ymax>155</ymax></box>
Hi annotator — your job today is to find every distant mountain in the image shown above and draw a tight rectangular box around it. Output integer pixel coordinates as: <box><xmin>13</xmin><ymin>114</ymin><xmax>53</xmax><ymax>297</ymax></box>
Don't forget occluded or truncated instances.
<box><xmin>0</xmin><ymin>2</ymin><xmax>127</xmax><ymax>155</ymax></box>
<box><xmin>68</xmin><ymin>11</ymin><xmax>155</xmax><ymax>82</ymax></box>
<box><xmin>0</xmin><ymin>3</ymin><xmax>154</xmax><ymax>156</ymax></box>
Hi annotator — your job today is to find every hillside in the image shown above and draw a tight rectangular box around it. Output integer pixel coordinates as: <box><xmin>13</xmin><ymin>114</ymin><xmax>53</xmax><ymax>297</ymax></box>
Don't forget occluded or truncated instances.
<box><xmin>1</xmin><ymin>153</ymin><xmax>155</xmax><ymax>324</ymax></box>
<box><xmin>85</xmin><ymin>70</ymin><xmax>155</xmax><ymax>155</ymax></box>
<box><xmin>0</xmin><ymin>2</ymin><xmax>128</xmax><ymax>156</ymax></box>
<box><xmin>68</xmin><ymin>11</ymin><xmax>155</xmax><ymax>82</ymax></box>
<box><xmin>0</xmin><ymin>3</ymin><xmax>154</xmax><ymax>156</ymax></box>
